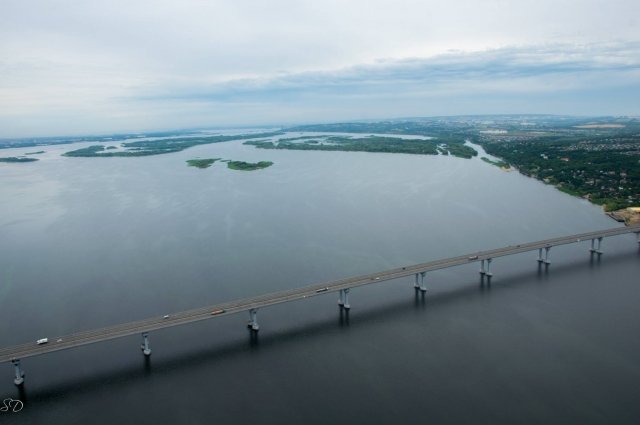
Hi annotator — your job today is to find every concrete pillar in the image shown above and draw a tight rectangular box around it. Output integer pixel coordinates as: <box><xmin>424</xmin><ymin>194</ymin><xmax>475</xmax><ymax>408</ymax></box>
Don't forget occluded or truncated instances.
<box><xmin>537</xmin><ymin>248</ymin><xmax>543</xmax><ymax>263</ymax></box>
<box><xmin>479</xmin><ymin>259</ymin><xmax>486</xmax><ymax>275</ymax></box>
<box><xmin>544</xmin><ymin>246</ymin><xmax>551</xmax><ymax>264</ymax></box>
<box><xmin>141</xmin><ymin>332</ymin><xmax>151</xmax><ymax>356</ymax></box>
<box><xmin>590</xmin><ymin>238</ymin><xmax>603</xmax><ymax>254</ymax></box>
<box><xmin>343</xmin><ymin>289</ymin><xmax>351</xmax><ymax>310</ymax></box>
<box><xmin>338</xmin><ymin>289</ymin><xmax>344</xmax><ymax>306</ymax></box>
<box><xmin>419</xmin><ymin>272</ymin><xmax>427</xmax><ymax>292</ymax></box>
<box><xmin>485</xmin><ymin>258</ymin><xmax>493</xmax><ymax>277</ymax></box>
<box><xmin>12</xmin><ymin>359</ymin><xmax>24</xmax><ymax>386</ymax></box>
<box><xmin>248</xmin><ymin>308</ymin><xmax>259</xmax><ymax>331</ymax></box>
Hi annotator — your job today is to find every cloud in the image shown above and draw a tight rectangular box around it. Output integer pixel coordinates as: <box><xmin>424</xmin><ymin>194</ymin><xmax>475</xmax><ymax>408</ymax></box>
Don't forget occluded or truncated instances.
<box><xmin>2</xmin><ymin>43</ymin><xmax>639</xmax><ymax>137</ymax></box>
<box><xmin>136</xmin><ymin>42</ymin><xmax>640</xmax><ymax>102</ymax></box>
<box><xmin>1</xmin><ymin>0</ymin><xmax>639</xmax><ymax>136</ymax></box>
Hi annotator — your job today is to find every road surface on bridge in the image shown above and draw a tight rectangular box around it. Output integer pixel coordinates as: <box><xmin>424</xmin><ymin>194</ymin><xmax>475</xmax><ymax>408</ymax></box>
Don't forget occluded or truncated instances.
<box><xmin>2</xmin><ymin>224</ymin><xmax>638</xmax><ymax>364</ymax></box>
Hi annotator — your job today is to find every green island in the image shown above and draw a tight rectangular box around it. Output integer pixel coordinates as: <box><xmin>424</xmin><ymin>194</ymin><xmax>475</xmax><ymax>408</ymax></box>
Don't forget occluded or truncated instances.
<box><xmin>25</xmin><ymin>151</ymin><xmax>45</xmax><ymax>155</ymax></box>
<box><xmin>1</xmin><ymin>129</ymin><xmax>201</xmax><ymax>150</ymax></box>
<box><xmin>481</xmin><ymin>157</ymin><xmax>510</xmax><ymax>168</ymax></box>
<box><xmin>186</xmin><ymin>158</ymin><xmax>221</xmax><ymax>169</ymax></box>
<box><xmin>0</xmin><ymin>157</ymin><xmax>39</xmax><ymax>163</ymax></box>
<box><xmin>62</xmin><ymin>131</ymin><xmax>283</xmax><ymax>157</ymax></box>
<box><xmin>7</xmin><ymin>115</ymin><xmax>639</xmax><ymax>214</ymax></box>
<box><xmin>227</xmin><ymin>161</ymin><xmax>273</xmax><ymax>171</ymax></box>
<box><xmin>244</xmin><ymin>135</ymin><xmax>477</xmax><ymax>159</ymax></box>
<box><xmin>186</xmin><ymin>158</ymin><xmax>273</xmax><ymax>171</ymax></box>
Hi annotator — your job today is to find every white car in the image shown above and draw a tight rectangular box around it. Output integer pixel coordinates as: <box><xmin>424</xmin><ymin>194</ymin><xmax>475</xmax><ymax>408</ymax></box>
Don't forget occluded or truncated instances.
<box><xmin>36</xmin><ymin>338</ymin><xmax>48</xmax><ymax>345</ymax></box>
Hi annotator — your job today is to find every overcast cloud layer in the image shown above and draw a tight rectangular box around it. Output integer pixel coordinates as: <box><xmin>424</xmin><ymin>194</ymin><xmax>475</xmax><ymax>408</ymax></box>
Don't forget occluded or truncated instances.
<box><xmin>1</xmin><ymin>0</ymin><xmax>639</xmax><ymax>137</ymax></box>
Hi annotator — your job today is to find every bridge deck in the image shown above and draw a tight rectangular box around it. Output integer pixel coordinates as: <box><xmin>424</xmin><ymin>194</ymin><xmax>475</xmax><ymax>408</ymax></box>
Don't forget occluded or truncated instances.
<box><xmin>2</xmin><ymin>225</ymin><xmax>639</xmax><ymax>363</ymax></box>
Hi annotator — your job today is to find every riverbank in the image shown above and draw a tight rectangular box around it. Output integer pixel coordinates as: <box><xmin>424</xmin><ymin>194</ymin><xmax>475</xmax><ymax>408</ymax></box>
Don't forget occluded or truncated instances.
<box><xmin>607</xmin><ymin>208</ymin><xmax>640</xmax><ymax>226</ymax></box>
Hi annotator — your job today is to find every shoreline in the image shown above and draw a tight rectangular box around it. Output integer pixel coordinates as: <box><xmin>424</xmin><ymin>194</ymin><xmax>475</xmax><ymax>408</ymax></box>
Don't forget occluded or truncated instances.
<box><xmin>606</xmin><ymin>209</ymin><xmax>640</xmax><ymax>226</ymax></box>
<box><xmin>487</xmin><ymin>154</ymin><xmax>639</xmax><ymax>226</ymax></box>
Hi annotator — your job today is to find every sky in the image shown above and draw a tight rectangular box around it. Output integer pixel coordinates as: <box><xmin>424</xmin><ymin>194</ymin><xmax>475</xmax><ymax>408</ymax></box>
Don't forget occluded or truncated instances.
<box><xmin>1</xmin><ymin>0</ymin><xmax>639</xmax><ymax>137</ymax></box>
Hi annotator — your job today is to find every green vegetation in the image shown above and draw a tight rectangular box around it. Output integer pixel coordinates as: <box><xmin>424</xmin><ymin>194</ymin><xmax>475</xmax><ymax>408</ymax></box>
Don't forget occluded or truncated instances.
<box><xmin>444</xmin><ymin>143</ymin><xmax>477</xmax><ymax>159</ymax></box>
<box><xmin>186</xmin><ymin>158</ymin><xmax>221</xmax><ymax>169</ymax></box>
<box><xmin>186</xmin><ymin>157</ymin><xmax>272</xmax><ymax>171</ymax></box>
<box><xmin>62</xmin><ymin>132</ymin><xmax>283</xmax><ymax>157</ymax></box>
<box><xmin>0</xmin><ymin>157</ymin><xmax>38</xmax><ymax>163</ymax></box>
<box><xmin>476</xmin><ymin>122</ymin><xmax>640</xmax><ymax>211</ymax></box>
<box><xmin>25</xmin><ymin>151</ymin><xmax>45</xmax><ymax>155</ymax></box>
<box><xmin>227</xmin><ymin>161</ymin><xmax>273</xmax><ymax>171</ymax></box>
<box><xmin>481</xmin><ymin>157</ymin><xmax>510</xmax><ymax>168</ymax></box>
<box><xmin>245</xmin><ymin>135</ymin><xmax>477</xmax><ymax>159</ymax></box>
<box><xmin>289</xmin><ymin>116</ymin><xmax>640</xmax><ymax>212</ymax></box>
<box><xmin>1</xmin><ymin>129</ymin><xmax>240</xmax><ymax>150</ymax></box>
<box><xmin>105</xmin><ymin>146</ymin><xmax>117</xmax><ymax>150</ymax></box>
<box><xmin>63</xmin><ymin>145</ymin><xmax>110</xmax><ymax>157</ymax></box>
<box><xmin>9</xmin><ymin>115</ymin><xmax>639</xmax><ymax>213</ymax></box>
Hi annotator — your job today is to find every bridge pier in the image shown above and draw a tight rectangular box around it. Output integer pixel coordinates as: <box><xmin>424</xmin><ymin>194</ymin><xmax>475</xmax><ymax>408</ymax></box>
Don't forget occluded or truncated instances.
<box><xmin>141</xmin><ymin>332</ymin><xmax>151</xmax><ymax>356</ymax></box>
<box><xmin>485</xmin><ymin>258</ymin><xmax>493</xmax><ymax>277</ymax></box>
<box><xmin>538</xmin><ymin>247</ymin><xmax>551</xmax><ymax>264</ymax></box>
<box><xmin>338</xmin><ymin>289</ymin><xmax>345</xmax><ymax>307</ymax></box>
<box><xmin>414</xmin><ymin>272</ymin><xmax>427</xmax><ymax>292</ymax></box>
<box><xmin>12</xmin><ymin>359</ymin><xmax>24</xmax><ymax>386</ymax></box>
<box><xmin>590</xmin><ymin>237</ymin><xmax>603</xmax><ymax>254</ymax></box>
<box><xmin>343</xmin><ymin>289</ymin><xmax>351</xmax><ymax>310</ymax></box>
<box><xmin>248</xmin><ymin>309</ymin><xmax>259</xmax><ymax>331</ymax></box>
<box><xmin>635</xmin><ymin>232</ymin><xmax>640</xmax><ymax>244</ymax></box>
<box><xmin>479</xmin><ymin>259</ymin><xmax>486</xmax><ymax>275</ymax></box>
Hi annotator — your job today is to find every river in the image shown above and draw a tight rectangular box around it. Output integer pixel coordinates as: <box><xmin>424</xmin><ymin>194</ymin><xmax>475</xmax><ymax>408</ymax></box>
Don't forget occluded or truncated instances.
<box><xmin>1</xmin><ymin>132</ymin><xmax>639</xmax><ymax>424</ymax></box>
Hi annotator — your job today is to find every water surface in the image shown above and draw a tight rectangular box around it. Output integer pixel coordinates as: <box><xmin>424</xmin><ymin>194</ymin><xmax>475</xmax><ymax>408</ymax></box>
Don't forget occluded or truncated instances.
<box><xmin>1</xmin><ymin>134</ymin><xmax>639</xmax><ymax>424</ymax></box>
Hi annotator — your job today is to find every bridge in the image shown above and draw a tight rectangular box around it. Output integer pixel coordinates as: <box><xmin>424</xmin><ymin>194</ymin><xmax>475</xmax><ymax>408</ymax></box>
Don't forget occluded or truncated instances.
<box><xmin>3</xmin><ymin>225</ymin><xmax>640</xmax><ymax>385</ymax></box>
